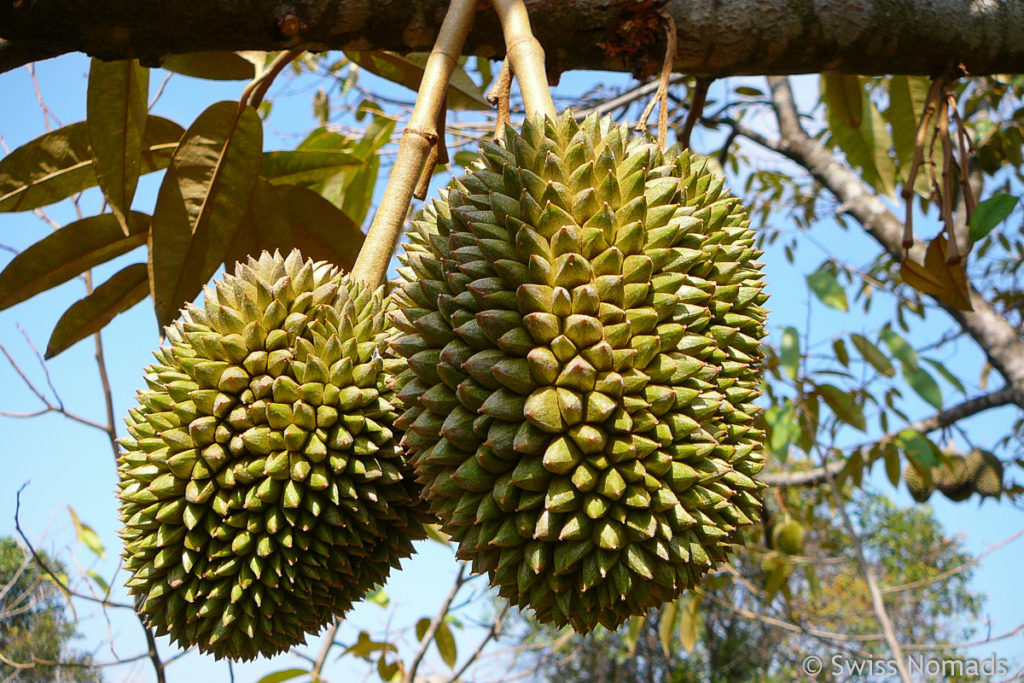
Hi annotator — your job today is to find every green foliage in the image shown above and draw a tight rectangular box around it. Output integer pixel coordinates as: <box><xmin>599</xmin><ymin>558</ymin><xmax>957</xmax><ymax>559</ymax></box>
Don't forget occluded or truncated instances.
<box><xmin>0</xmin><ymin>538</ymin><xmax>101</xmax><ymax>682</ymax></box>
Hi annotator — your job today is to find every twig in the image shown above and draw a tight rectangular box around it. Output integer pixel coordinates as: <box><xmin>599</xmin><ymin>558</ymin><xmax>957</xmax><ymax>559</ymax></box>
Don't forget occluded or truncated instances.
<box><xmin>414</xmin><ymin>89</ymin><xmax>450</xmax><ymax>200</ymax></box>
<box><xmin>490</xmin><ymin>0</ymin><xmax>556</xmax><ymax>120</ymax></box>
<box><xmin>488</xmin><ymin>59</ymin><xmax>514</xmax><ymax>140</ymax></box>
<box><xmin>901</xmin><ymin>74</ymin><xmax>948</xmax><ymax>253</ymax></box>
<box><xmin>139</xmin><ymin>615</ymin><xmax>167</xmax><ymax>683</ymax></box>
<box><xmin>404</xmin><ymin>563</ymin><xmax>469</xmax><ymax>683</ymax></box>
<box><xmin>635</xmin><ymin>9</ymin><xmax>677</xmax><ymax>146</ymax></box>
<box><xmin>447</xmin><ymin>604</ymin><xmax>509</xmax><ymax>683</ymax></box>
<box><xmin>311</xmin><ymin>617</ymin><xmax>341</xmax><ymax>681</ymax></box>
<box><xmin>240</xmin><ymin>49</ymin><xmax>303</xmax><ymax>110</ymax></box>
<box><xmin>882</xmin><ymin>527</ymin><xmax>1024</xmax><ymax>594</ymax></box>
<box><xmin>679</xmin><ymin>77</ymin><xmax>712</xmax><ymax>151</ymax></box>
<box><xmin>350</xmin><ymin>0</ymin><xmax>479</xmax><ymax>288</ymax></box>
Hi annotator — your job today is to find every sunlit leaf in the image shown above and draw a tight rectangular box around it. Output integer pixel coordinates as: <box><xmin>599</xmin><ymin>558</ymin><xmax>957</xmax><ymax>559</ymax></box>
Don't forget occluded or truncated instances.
<box><xmin>677</xmin><ymin>596</ymin><xmax>700</xmax><ymax>653</ymax></box>
<box><xmin>923</xmin><ymin>358</ymin><xmax>966</xmax><ymax>394</ymax></box>
<box><xmin>67</xmin><ymin>506</ymin><xmax>105</xmax><ymax>559</ymax></box>
<box><xmin>658</xmin><ymin>599</ymin><xmax>678</xmax><ymax>656</ymax></box>
<box><xmin>255</xmin><ymin>669</ymin><xmax>308</xmax><ymax>683</ymax></box>
<box><xmin>87</xmin><ymin>58</ymin><xmax>150</xmax><ymax>233</ymax></box>
<box><xmin>424</xmin><ymin>523</ymin><xmax>451</xmax><ymax>545</ymax></box>
<box><xmin>816</xmin><ymin>383</ymin><xmax>867</xmax><ymax>431</ymax></box>
<box><xmin>898</xmin><ymin>429</ymin><xmax>940</xmax><ymax>468</ymax></box>
<box><xmin>150</xmin><ymin>101</ymin><xmax>263</xmax><ymax>329</ymax></box>
<box><xmin>850</xmin><ymin>333</ymin><xmax>895</xmax><ymax>377</ymax></box>
<box><xmin>223</xmin><ymin>178</ymin><xmax>294</xmax><ymax>269</ymax></box>
<box><xmin>902</xmin><ymin>364</ymin><xmax>943</xmax><ymax>410</ymax></box>
<box><xmin>822</xmin><ymin>73</ymin><xmax>862</xmax><ymax>129</ymax></box>
<box><xmin>623</xmin><ymin>615</ymin><xmax>644</xmax><ymax>655</ymax></box>
<box><xmin>277</xmin><ymin>185</ymin><xmax>364</xmax><ymax>271</ymax></box>
<box><xmin>46</xmin><ymin>263</ymin><xmax>149</xmax><ymax>358</ymax></box>
<box><xmin>968</xmin><ymin>193</ymin><xmax>1018</xmax><ymax>241</ymax></box>
<box><xmin>887</xmin><ymin>75</ymin><xmax>930</xmax><ymax>180</ymax></box>
<box><xmin>765</xmin><ymin>401</ymin><xmax>798</xmax><ymax>457</ymax></box>
<box><xmin>900</xmin><ymin>235</ymin><xmax>972</xmax><ymax>310</ymax></box>
<box><xmin>0</xmin><ymin>212</ymin><xmax>149</xmax><ymax>310</ymax></box>
<box><xmin>366</xmin><ymin>587</ymin><xmax>389</xmax><ymax>608</ymax></box>
<box><xmin>807</xmin><ymin>266</ymin><xmax>848</xmax><ymax>311</ymax></box>
<box><xmin>261</xmin><ymin>149</ymin><xmax>366</xmax><ymax>186</ymax></box>
<box><xmin>345</xmin><ymin>631</ymin><xmax>397</xmax><ymax>659</ymax></box>
<box><xmin>435</xmin><ymin>621</ymin><xmax>457</xmax><ymax>668</ymax></box>
<box><xmin>343</xmin><ymin>50</ymin><xmax>490</xmax><ymax>110</ymax></box>
<box><xmin>822</xmin><ymin>74</ymin><xmax>896</xmax><ymax>197</ymax></box>
<box><xmin>86</xmin><ymin>569</ymin><xmax>110</xmax><ymax>594</ymax></box>
<box><xmin>162</xmin><ymin>52</ymin><xmax>256</xmax><ymax>80</ymax></box>
<box><xmin>0</xmin><ymin>116</ymin><xmax>183</xmax><ymax>212</ymax></box>
<box><xmin>880</xmin><ymin>326</ymin><xmax>918</xmax><ymax>368</ymax></box>
<box><xmin>780</xmin><ymin>326</ymin><xmax>800</xmax><ymax>379</ymax></box>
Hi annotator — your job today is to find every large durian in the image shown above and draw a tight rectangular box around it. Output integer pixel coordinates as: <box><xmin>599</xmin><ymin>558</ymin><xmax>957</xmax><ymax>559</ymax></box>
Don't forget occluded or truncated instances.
<box><xmin>117</xmin><ymin>250</ymin><xmax>428</xmax><ymax>659</ymax></box>
<box><xmin>389</xmin><ymin>113</ymin><xmax>767</xmax><ymax>632</ymax></box>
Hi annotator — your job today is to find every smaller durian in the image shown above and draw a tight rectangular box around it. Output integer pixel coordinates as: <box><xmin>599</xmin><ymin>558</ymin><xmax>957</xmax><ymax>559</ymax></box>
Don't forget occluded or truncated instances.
<box><xmin>935</xmin><ymin>454</ymin><xmax>971</xmax><ymax>502</ymax></box>
<box><xmin>966</xmin><ymin>449</ymin><xmax>1003</xmax><ymax>498</ymax></box>
<box><xmin>904</xmin><ymin>463</ymin><xmax>933</xmax><ymax>503</ymax></box>
<box><xmin>772</xmin><ymin>518</ymin><xmax>804</xmax><ymax>555</ymax></box>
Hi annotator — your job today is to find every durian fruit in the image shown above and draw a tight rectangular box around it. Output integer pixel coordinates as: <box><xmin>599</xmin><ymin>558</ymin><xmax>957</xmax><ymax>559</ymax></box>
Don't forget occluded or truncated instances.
<box><xmin>966</xmin><ymin>449</ymin><xmax>1003</xmax><ymax>498</ymax></box>
<box><xmin>903</xmin><ymin>462</ymin><xmax>934</xmax><ymax>503</ymax></box>
<box><xmin>117</xmin><ymin>250</ymin><xmax>428</xmax><ymax>660</ymax></box>
<box><xmin>772</xmin><ymin>518</ymin><xmax>804</xmax><ymax>555</ymax></box>
<box><xmin>389</xmin><ymin>113</ymin><xmax>767</xmax><ymax>632</ymax></box>
<box><xmin>935</xmin><ymin>454</ymin><xmax>971</xmax><ymax>502</ymax></box>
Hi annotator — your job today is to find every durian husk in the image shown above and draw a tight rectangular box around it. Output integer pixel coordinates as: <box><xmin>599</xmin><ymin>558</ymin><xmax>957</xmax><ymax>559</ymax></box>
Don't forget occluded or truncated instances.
<box><xmin>117</xmin><ymin>250</ymin><xmax>430</xmax><ymax>660</ymax></box>
<box><xmin>904</xmin><ymin>462</ymin><xmax>934</xmax><ymax>503</ymax></box>
<box><xmin>966</xmin><ymin>449</ymin><xmax>1003</xmax><ymax>498</ymax></box>
<box><xmin>389</xmin><ymin>113</ymin><xmax>767</xmax><ymax>632</ymax></box>
<box><xmin>935</xmin><ymin>454</ymin><xmax>972</xmax><ymax>501</ymax></box>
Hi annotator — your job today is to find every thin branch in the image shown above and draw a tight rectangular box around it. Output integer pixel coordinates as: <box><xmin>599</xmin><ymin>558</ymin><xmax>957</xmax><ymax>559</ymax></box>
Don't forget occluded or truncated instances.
<box><xmin>404</xmin><ymin>563</ymin><xmax>469</xmax><ymax>683</ymax></box>
<box><xmin>139</xmin><ymin>615</ymin><xmax>167</xmax><ymax>683</ymax></box>
<box><xmin>679</xmin><ymin>77</ymin><xmax>712</xmax><ymax>150</ymax></box>
<box><xmin>882</xmin><ymin>527</ymin><xmax>1024</xmax><ymax>594</ymax></box>
<box><xmin>490</xmin><ymin>0</ymin><xmax>555</xmax><ymax>119</ymax></box>
<box><xmin>311</xmin><ymin>617</ymin><xmax>341</xmax><ymax>681</ymax></box>
<box><xmin>447</xmin><ymin>604</ymin><xmax>508</xmax><ymax>683</ymax></box>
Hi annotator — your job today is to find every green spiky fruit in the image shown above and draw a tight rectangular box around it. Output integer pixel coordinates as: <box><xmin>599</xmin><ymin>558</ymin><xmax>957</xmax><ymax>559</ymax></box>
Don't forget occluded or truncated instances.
<box><xmin>966</xmin><ymin>449</ymin><xmax>1003</xmax><ymax>498</ymax></box>
<box><xmin>389</xmin><ymin>113</ymin><xmax>767</xmax><ymax>632</ymax></box>
<box><xmin>935</xmin><ymin>454</ymin><xmax>971</xmax><ymax>501</ymax></box>
<box><xmin>772</xmin><ymin>519</ymin><xmax>804</xmax><ymax>555</ymax></box>
<box><xmin>904</xmin><ymin>463</ymin><xmax>934</xmax><ymax>503</ymax></box>
<box><xmin>117</xmin><ymin>251</ymin><xmax>428</xmax><ymax>660</ymax></box>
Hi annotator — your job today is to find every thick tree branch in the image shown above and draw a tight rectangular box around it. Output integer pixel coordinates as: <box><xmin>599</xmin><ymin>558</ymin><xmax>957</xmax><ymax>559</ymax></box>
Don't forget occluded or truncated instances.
<box><xmin>762</xmin><ymin>387</ymin><xmax>1017</xmax><ymax>487</ymax></box>
<box><xmin>764</xmin><ymin>76</ymin><xmax>1024</xmax><ymax>409</ymax></box>
<box><xmin>3</xmin><ymin>1</ymin><xmax>1024</xmax><ymax>77</ymax></box>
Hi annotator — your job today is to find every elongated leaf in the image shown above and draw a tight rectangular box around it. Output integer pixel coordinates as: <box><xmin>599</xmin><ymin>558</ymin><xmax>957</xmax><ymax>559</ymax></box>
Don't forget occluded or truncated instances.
<box><xmin>658</xmin><ymin>599</ymin><xmax>678</xmax><ymax>656</ymax></box>
<box><xmin>969</xmin><ymin>193</ymin><xmax>1018</xmax><ymax>241</ymax></box>
<box><xmin>46</xmin><ymin>263</ymin><xmax>149</xmax><ymax>358</ymax></box>
<box><xmin>883</xmin><ymin>441</ymin><xmax>901</xmax><ymax>487</ymax></box>
<box><xmin>162</xmin><ymin>52</ymin><xmax>256</xmax><ymax>80</ymax></box>
<box><xmin>807</xmin><ymin>267</ymin><xmax>848</xmax><ymax>311</ymax></box>
<box><xmin>850</xmin><ymin>333</ymin><xmax>895</xmax><ymax>377</ymax></box>
<box><xmin>0</xmin><ymin>116</ymin><xmax>183</xmax><ymax>212</ymax></box>
<box><xmin>434</xmin><ymin>621</ymin><xmax>457</xmax><ymax>668</ymax></box>
<box><xmin>150</xmin><ymin>101</ymin><xmax>262</xmax><ymax>328</ymax></box>
<box><xmin>68</xmin><ymin>506</ymin><xmax>105</xmax><ymax>559</ymax></box>
<box><xmin>366</xmin><ymin>588</ymin><xmax>389</xmax><ymax>608</ymax></box>
<box><xmin>415</xmin><ymin>618</ymin><xmax>431</xmax><ymax>642</ymax></box>
<box><xmin>344</xmin><ymin>50</ymin><xmax>490</xmax><ymax>110</ymax></box>
<box><xmin>255</xmin><ymin>669</ymin><xmax>308</xmax><ymax>683</ymax></box>
<box><xmin>887</xmin><ymin>75</ymin><xmax>930</xmax><ymax>178</ymax></box>
<box><xmin>277</xmin><ymin>185</ymin><xmax>364</xmax><ymax>271</ymax></box>
<box><xmin>822</xmin><ymin>73</ymin><xmax>862</xmax><ymax>129</ymax></box>
<box><xmin>898</xmin><ymin>429</ymin><xmax>940</xmax><ymax>468</ymax></box>
<box><xmin>816</xmin><ymin>383</ymin><xmax>867</xmax><ymax>431</ymax></box>
<box><xmin>880</xmin><ymin>326</ymin><xmax>918</xmax><ymax>368</ymax></box>
<box><xmin>678</xmin><ymin>596</ymin><xmax>700</xmax><ymax>653</ymax></box>
<box><xmin>902</xmin><ymin>364</ymin><xmax>943</xmax><ymax>410</ymax></box>
<box><xmin>88</xmin><ymin>58</ymin><xmax>150</xmax><ymax>233</ymax></box>
<box><xmin>223</xmin><ymin>178</ymin><xmax>294</xmax><ymax>268</ymax></box>
<box><xmin>780</xmin><ymin>326</ymin><xmax>800</xmax><ymax>379</ymax></box>
<box><xmin>832</xmin><ymin>337</ymin><xmax>850</xmax><ymax>366</ymax></box>
<box><xmin>822</xmin><ymin>74</ymin><xmax>896</xmax><ymax>198</ymax></box>
<box><xmin>765</xmin><ymin>402</ymin><xmax>797</xmax><ymax>457</ymax></box>
<box><xmin>0</xmin><ymin>212</ymin><xmax>149</xmax><ymax>310</ymax></box>
<box><xmin>86</xmin><ymin>569</ymin><xmax>110</xmax><ymax>594</ymax></box>
<box><xmin>261</xmin><ymin>149</ymin><xmax>366</xmax><ymax>186</ymax></box>
<box><xmin>923</xmin><ymin>358</ymin><xmax>966</xmax><ymax>394</ymax></box>
<box><xmin>624</xmin><ymin>615</ymin><xmax>644</xmax><ymax>655</ymax></box>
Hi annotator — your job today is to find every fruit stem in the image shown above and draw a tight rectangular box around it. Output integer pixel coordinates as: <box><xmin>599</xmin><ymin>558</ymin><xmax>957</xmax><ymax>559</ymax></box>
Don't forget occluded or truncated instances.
<box><xmin>350</xmin><ymin>0</ymin><xmax>479</xmax><ymax>288</ymax></box>
<box><xmin>490</xmin><ymin>0</ymin><xmax>556</xmax><ymax>120</ymax></box>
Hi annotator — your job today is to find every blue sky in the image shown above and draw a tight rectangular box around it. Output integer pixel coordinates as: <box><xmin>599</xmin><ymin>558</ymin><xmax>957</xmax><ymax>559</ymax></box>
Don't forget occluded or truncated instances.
<box><xmin>1</xmin><ymin>55</ymin><xmax>1022</xmax><ymax>681</ymax></box>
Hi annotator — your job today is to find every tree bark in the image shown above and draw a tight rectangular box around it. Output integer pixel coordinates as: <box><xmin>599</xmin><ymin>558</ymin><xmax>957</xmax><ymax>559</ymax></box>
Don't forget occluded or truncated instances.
<box><xmin>2</xmin><ymin>1</ymin><xmax>1024</xmax><ymax>77</ymax></box>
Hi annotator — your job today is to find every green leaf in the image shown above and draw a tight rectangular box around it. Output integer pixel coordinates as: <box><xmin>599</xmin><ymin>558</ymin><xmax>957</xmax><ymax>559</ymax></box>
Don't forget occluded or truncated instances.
<box><xmin>780</xmin><ymin>326</ymin><xmax>800</xmax><ymax>379</ymax></box>
<box><xmin>366</xmin><ymin>587</ymin><xmax>389</xmax><ymax>608</ymax></box>
<box><xmin>261</xmin><ymin>149</ymin><xmax>366</xmax><ymax>187</ymax></box>
<box><xmin>255</xmin><ymin>669</ymin><xmax>309</xmax><ymax>683</ymax></box>
<box><xmin>968</xmin><ymin>193</ymin><xmax>1018</xmax><ymax>241</ymax></box>
<box><xmin>807</xmin><ymin>267</ymin><xmax>848</xmax><ymax>311</ymax></box>
<box><xmin>816</xmin><ymin>383</ymin><xmax>867</xmax><ymax>431</ymax></box>
<box><xmin>822</xmin><ymin>74</ymin><xmax>896</xmax><ymax>198</ymax></box>
<box><xmin>762</xmin><ymin>555</ymin><xmax>790</xmax><ymax>597</ymax></box>
<box><xmin>0</xmin><ymin>212</ymin><xmax>149</xmax><ymax>310</ymax></box>
<box><xmin>677</xmin><ymin>596</ymin><xmax>700</xmax><ymax>653</ymax></box>
<box><xmin>343</xmin><ymin>50</ymin><xmax>490</xmax><ymax>110</ymax></box>
<box><xmin>850</xmin><ymin>333</ymin><xmax>895</xmax><ymax>377</ymax></box>
<box><xmin>822</xmin><ymin>73</ymin><xmax>862</xmax><ymax>129</ymax></box>
<box><xmin>765</xmin><ymin>401</ymin><xmax>798</xmax><ymax>457</ymax></box>
<box><xmin>902</xmin><ymin>365</ymin><xmax>943</xmax><ymax>410</ymax></box>
<box><xmin>880</xmin><ymin>326</ymin><xmax>918</xmax><ymax>368</ymax></box>
<box><xmin>46</xmin><ymin>263</ymin><xmax>149</xmax><ymax>358</ymax></box>
<box><xmin>883</xmin><ymin>441</ymin><xmax>901</xmax><ymax>488</ymax></box>
<box><xmin>886</xmin><ymin>75</ymin><xmax>930</xmax><ymax>179</ymax></box>
<box><xmin>345</xmin><ymin>632</ymin><xmax>397</xmax><ymax>660</ymax></box>
<box><xmin>150</xmin><ymin>101</ymin><xmax>263</xmax><ymax>329</ymax></box>
<box><xmin>277</xmin><ymin>185</ymin><xmax>364</xmax><ymax>271</ymax></box>
<box><xmin>424</xmin><ymin>523</ymin><xmax>451</xmax><ymax>545</ymax></box>
<box><xmin>86</xmin><ymin>569</ymin><xmax>110</xmax><ymax>594</ymax></box>
<box><xmin>832</xmin><ymin>337</ymin><xmax>850</xmax><ymax>367</ymax></box>
<box><xmin>898</xmin><ymin>429</ymin><xmax>940</xmax><ymax>468</ymax></box>
<box><xmin>415</xmin><ymin>618</ymin><xmax>431</xmax><ymax>642</ymax></box>
<box><xmin>434</xmin><ymin>621</ymin><xmax>457</xmax><ymax>668</ymax></box>
<box><xmin>223</xmin><ymin>178</ymin><xmax>295</xmax><ymax>269</ymax></box>
<box><xmin>658</xmin><ymin>599</ymin><xmax>678</xmax><ymax>656</ymax></box>
<box><xmin>67</xmin><ymin>506</ymin><xmax>105</xmax><ymax>559</ymax></box>
<box><xmin>162</xmin><ymin>52</ymin><xmax>256</xmax><ymax>80</ymax></box>
<box><xmin>923</xmin><ymin>358</ymin><xmax>966</xmax><ymax>394</ymax></box>
<box><xmin>623</xmin><ymin>615</ymin><xmax>644</xmax><ymax>655</ymax></box>
<box><xmin>87</xmin><ymin>58</ymin><xmax>150</xmax><ymax>233</ymax></box>
<box><xmin>0</xmin><ymin>116</ymin><xmax>183</xmax><ymax>212</ymax></box>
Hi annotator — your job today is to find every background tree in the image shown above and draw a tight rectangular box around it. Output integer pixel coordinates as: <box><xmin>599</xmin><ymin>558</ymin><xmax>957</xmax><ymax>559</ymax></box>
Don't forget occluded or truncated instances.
<box><xmin>0</xmin><ymin>1</ymin><xmax>1023</xmax><ymax>681</ymax></box>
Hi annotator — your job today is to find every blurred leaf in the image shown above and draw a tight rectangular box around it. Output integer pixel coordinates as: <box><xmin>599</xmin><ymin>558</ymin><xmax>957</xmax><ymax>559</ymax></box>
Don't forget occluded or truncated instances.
<box><xmin>816</xmin><ymin>383</ymin><xmax>867</xmax><ymax>431</ymax></box>
<box><xmin>883</xmin><ymin>441</ymin><xmax>902</xmax><ymax>487</ymax></box>
<box><xmin>880</xmin><ymin>326</ymin><xmax>918</xmax><ymax>368</ymax></box>
<box><xmin>415</xmin><ymin>618</ymin><xmax>431</xmax><ymax>642</ymax></box>
<box><xmin>832</xmin><ymin>337</ymin><xmax>850</xmax><ymax>366</ymax></box>
<box><xmin>345</xmin><ymin>631</ymin><xmax>397</xmax><ymax>660</ymax></box>
<box><xmin>162</xmin><ymin>52</ymin><xmax>256</xmax><ymax>80</ymax></box>
<box><xmin>898</xmin><ymin>429</ymin><xmax>940</xmax><ymax>468</ymax></box>
<box><xmin>780</xmin><ymin>326</ymin><xmax>800</xmax><ymax>379</ymax></box>
<box><xmin>807</xmin><ymin>267</ymin><xmax>848</xmax><ymax>311</ymax></box>
<box><xmin>0</xmin><ymin>116</ymin><xmax>182</xmax><ymax>212</ymax></box>
<box><xmin>734</xmin><ymin>85</ymin><xmax>764</xmax><ymax>97</ymax></box>
<box><xmin>262</xmin><ymin>149</ymin><xmax>366</xmax><ymax>186</ymax></box>
<box><xmin>434</xmin><ymin>621</ymin><xmax>457</xmax><ymax>668</ymax></box>
<box><xmin>86</xmin><ymin>569</ymin><xmax>109</xmax><ymax>594</ymax></box>
<box><xmin>765</xmin><ymin>401</ymin><xmax>798</xmax><ymax>457</ymax></box>
<box><xmin>366</xmin><ymin>587</ymin><xmax>389</xmax><ymax>608</ymax></box>
<box><xmin>678</xmin><ymin>596</ymin><xmax>700</xmax><ymax>653</ymax></box>
<box><xmin>150</xmin><ymin>101</ymin><xmax>262</xmax><ymax>329</ymax></box>
<box><xmin>453</xmin><ymin>150</ymin><xmax>478</xmax><ymax>167</ymax></box>
<box><xmin>343</xmin><ymin>50</ymin><xmax>490</xmax><ymax>110</ymax></box>
<box><xmin>377</xmin><ymin>656</ymin><xmax>400</xmax><ymax>682</ymax></box>
<box><xmin>46</xmin><ymin>263</ymin><xmax>149</xmax><ymax>358</ymax></box>
<box><xmin>762</xmin><ymin>555</ymin><xmax>790</xmax><ymax>597</ymax></box>
<box><xmin>87</xmin><ymin>58</ymin><xmax>149</xmax><ymax>233</ymax></box>
<box><xmin>658</xmin><ymin>599</ymin><xmax>678</xmax><ymax>656</ymax></box>
<box><xmin>968</xmin><ymin>193</ymin><xmax>1017</xmax><ymax>241</ymax></box>
<box><xmin>850</xmin><ymin>333</ymin><xmax>895</xmax><ymax>376</ymax></box>
<box><xmin>424</xmin><ymin>523</ymin><xmax>450</xmax><ymax>545</ymax></box>
<box><xmin>623</xmin><ymin>615</ymin><xmax>644</xmax><ymax>655</ymax></box>
<box><xmin>900</xmin><ymin>235</ymin><xmax>972</xmax><ymax>310</ymax></box>
<box><xmin>255</xmin><ymin>669</ymin><xmax>308</xmax><ymax>683</ymax></box>
<box><xmin>474</xmin><ymin>56</ymin><xmax>494</xmax><ymax>90</ymax></box>
<box><xmin>822</xmin><ymin>73</ymin><xmax>862</xmax><ymax>128</ymax></box>
<box><xmin>923</xmin><ymin>358</ymin><xmax>966</xmax><ymax>394</ymax></box>
<box><xmin>822</xmin><ymin>74</ymin><xmax>896</xmax><ymax>197</ymax></box>
<box><xmin>0</xmin><ymin>212</ymin><xmax>149</xmax><ymax>310</ymax></box>
<box><xmin>902</xmin><ymin>364</ymin><xmax>943</xmax><ymax>410</ymax></box>
<box><xmin>67</xmin><ymin>506</ymin><xmax>105</xmax><ymax>559</ymax></box>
